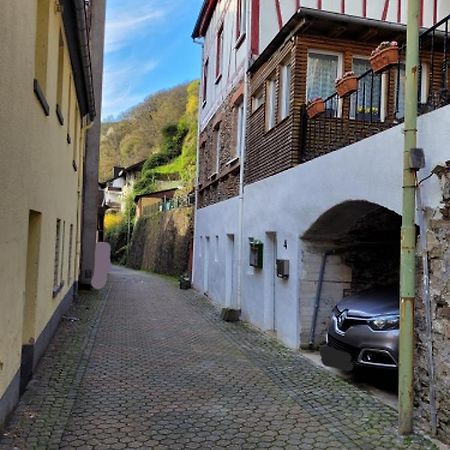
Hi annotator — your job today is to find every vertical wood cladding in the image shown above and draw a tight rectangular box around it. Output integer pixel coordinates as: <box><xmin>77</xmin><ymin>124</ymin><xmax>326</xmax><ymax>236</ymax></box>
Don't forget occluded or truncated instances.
<box><xmin>197</xmin><ymin>82</ymin><xmax>243</xmax><ymax>209</ymax></box>
<box><xmin>246</xmin><ymin>40</ymin><xmax>297</xmax><ymax>185</ymax></box>
<box><xmin>246</xmin><ymin>35</ymin><xmax>393</xmax><ymax>185</ymax></box>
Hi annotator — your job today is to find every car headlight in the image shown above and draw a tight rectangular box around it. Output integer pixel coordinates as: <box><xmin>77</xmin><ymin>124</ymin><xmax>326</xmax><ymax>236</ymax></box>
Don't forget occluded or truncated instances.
<box><xmin>369</xmin><ymin>315</ymin><xmax>399</xmax><ymax>330</ymax></box>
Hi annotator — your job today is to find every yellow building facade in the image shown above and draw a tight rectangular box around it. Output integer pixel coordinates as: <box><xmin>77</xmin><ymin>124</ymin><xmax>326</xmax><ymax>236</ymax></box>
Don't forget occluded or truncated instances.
<box><xmin>0</xmin><ymin>0</ymin><xmax>103</xmax><ymax>426</ymax></box>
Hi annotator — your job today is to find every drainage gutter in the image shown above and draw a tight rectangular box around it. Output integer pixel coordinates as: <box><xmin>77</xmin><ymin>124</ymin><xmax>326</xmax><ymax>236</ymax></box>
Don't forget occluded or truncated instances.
<box><xmin>73</xmin><ymin>0</ymin><xmax>96</xmax><ymax>121</ymax></box>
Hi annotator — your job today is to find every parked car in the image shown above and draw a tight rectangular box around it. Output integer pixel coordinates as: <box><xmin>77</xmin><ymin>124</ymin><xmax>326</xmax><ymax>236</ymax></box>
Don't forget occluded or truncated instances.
<box><xmin>320</xmin><ymin>287</ymin><xmax>399</xmax><ymax>371</ymax></box>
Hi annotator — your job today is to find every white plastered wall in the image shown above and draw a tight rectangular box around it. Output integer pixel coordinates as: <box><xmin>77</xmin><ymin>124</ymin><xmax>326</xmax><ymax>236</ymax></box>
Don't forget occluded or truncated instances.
<box><xmin>193</xmin><ymin>196</ymin><xmax>241</xmax><ymax>308</ymax></box>
<box><xmin>239</xmin><ymin>105</ymin><xmax>450</xmax><ymax>348</ymax></box>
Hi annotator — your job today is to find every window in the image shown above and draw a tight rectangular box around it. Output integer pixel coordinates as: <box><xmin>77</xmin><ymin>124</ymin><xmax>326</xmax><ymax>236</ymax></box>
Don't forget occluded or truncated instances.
<box><xmin>235</xmin><ymin>101</ymin><xmax>245</xmax><ymax>158</ymax></box>
<box><xmin>67</xmin><ymin>76</ymin><xmax>72</xmax><ymax>142</ymax></box>
<box><xmin>53</xmin><ymin>219</ymin><xmax>61</xmax><ymax>291</ymax></box>
<box><xmin>419</xmin><ymin>63</ymin><xmax>430</xmax><ymax>104</ymax></box>
<box><xmin>60</xmin><ymin>221</ymin><xmax>66</xmax><ymax>284</ymax></box>
<box><xmin>396</xmin><ymin>64</ymin><xmax>406</xmax><ymax>120</ymax></box>
<box><xmin>252</xmin><ymin>88</ymin><xmax>264</xmax><ymax>112</ymax></box>
<box><xmin>35</xmin><ymin>0</ymin><xmax>51</xmax><ymax>94</ymax></box>
<box><xmin>395</xmin><ymin>63</ymin><xmax>429</xmax><ymax>121</ymax></box>
<box><xmin>199</xmin><ymin>142</ymin><xmax>206</xmax><ymax>182</ymax></box>
<box><xmin>213</xmin><ymin>123</ymin><xmax>221</xmax><ymax>174</ymax></box>
<box><xmin>279</xmin><ymin>62</ymin><xmax>292</xmax><ymax>120</ymax></box>
<box><xmin>202</xmin><ymin>59</ymin><xmax>209</xmax><ymax>105</ymax></box>
<box><xmin>56</xmin><ymin>31</ymin><xmax>65</xmax><ymax>124</ymax></box>
<box><xmin>350</xmin><ymin>58</ymin><xmax>382</xmax><ymax>121</ymax></box>
<box><xmin>307</xmin><ymin>52</ymin><xmax>340</xmax><ymax>102</ymax></box>
<box><xmin>216</xmin><ymin>24</ymin><xmax>224</xmax><ymax>80</ymax></box>
<box><xmin>68</xmin><ymin>224</ymin><xmax>73</xmax><ymax>282</ymax></box>
<box><xmin>266</xmin><ymin>77</ymin><xmax>276</xmax><ymax>130</ymax></box>
<box><xmin>34</xmin><ymin>0</ymin><xmax>51</xmax><ymax>115</ymax></box>
<box><xmin>236</xmin><ymin>0</ymin><xmax>247</xmax><ymax>41</ymax></box>
<box><xmin>73</xmin><ymin>106</ymin><xmax>79</xmax><ymax>167</ymax></box>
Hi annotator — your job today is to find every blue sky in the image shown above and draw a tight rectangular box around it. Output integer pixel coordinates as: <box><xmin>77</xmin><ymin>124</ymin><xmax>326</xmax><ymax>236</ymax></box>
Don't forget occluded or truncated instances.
<box><xmin>102</xmin><ymin>0</ymin><xmax>204</xmax><ymax>120</ymax></box>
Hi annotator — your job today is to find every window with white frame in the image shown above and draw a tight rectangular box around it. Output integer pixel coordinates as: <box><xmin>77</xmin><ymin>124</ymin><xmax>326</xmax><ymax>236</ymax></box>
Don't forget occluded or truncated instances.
<box><xmin>35</xmin><ymin>0</ymin><xmax>51</xmax><ymax>95</ymax></box>
<box><xmin>235</xmin><ymin>101</ymin><xmax>245</xmax><ymax>158</ymax></box>
<box><xmin>252</xmin><ymin>87</ymin><xmax>264</xmax><ymax>112</ymax></box>
<box><xmin>213</xmin><ymin>123</ymin><xmax>221</xmax><ymax>174</ymax></box>
<box><xmin>68</xmin><ymin>224</ymin><xmax>73</xmax><ymax>282</ymax></box>
<box><xmin>307</xmin><ymin>52</ymin><xmax>340</xmax><ymax>102</ymax></box>
<box><xmin>395</xmin><ymin>62</ymin><xmax>429</xmax><ymax>121</ymax></box>
<box><xmin>199</xmin><ymin>142</ymin><xmax>206</xmax><ymax>181</ymax></box>
<box><xmin>216</xmin><ymin>25</ymin><xmax>224</xmax><ymax>80</ymax></box>
<box><xmin>202</xmin><ymin>59</ymin><xmax>209</xmax><ymax>104</ymax></box>
<box><xmin>53</xmin><ymin>219</ymin><xmax>61</xmax><ymax>290</ymax></box>
<box><xmin>236</xmin><ymin>0</ymin><xmax>247</xmax><ymax>41</ymax></box>
<box><xmin>279</xmin><ymin>62</ymin><xmax>292</xmax><ymax>120</ymax></box>
<box><xmin>60</xmin><ymin>221</ymin><xmax>65</xmax><ymax>284</ymax></box>
<box><xmin>395</xmin><ymin>64</ymin><xmax>407</xmax><ymax>120</ymax></box>
<box><xmin>266</xmin><ymin>76</ymin><xmax>276</xmax><ymax>130</ymax></box>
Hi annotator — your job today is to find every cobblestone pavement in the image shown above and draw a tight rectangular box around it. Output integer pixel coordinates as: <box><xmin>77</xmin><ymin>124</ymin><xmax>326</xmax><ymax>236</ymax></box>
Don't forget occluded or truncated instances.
<box><xmin>0</xmin><ymin>266</ymin><xmax>437</xmax><ymax>449</ymax></box>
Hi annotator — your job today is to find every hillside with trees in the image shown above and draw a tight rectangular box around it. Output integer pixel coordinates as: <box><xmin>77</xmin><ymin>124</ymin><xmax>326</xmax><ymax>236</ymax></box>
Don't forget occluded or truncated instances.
<box><xmin>99</xmin><ymin>82</ymin><xmax>193</xmax><ymax>182</ymax></box>
<box><xmin>102</xmin><ymin>80</ymin><xmax>199</xmax><ymax>265</ymax></box>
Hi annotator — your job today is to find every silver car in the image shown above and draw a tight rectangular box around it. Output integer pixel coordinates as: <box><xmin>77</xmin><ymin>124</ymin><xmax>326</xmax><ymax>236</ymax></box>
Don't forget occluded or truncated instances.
<box><xmin>321</xmin><ymin>287</ymin><xmax>399</xmax><ymax>371</ymax></box>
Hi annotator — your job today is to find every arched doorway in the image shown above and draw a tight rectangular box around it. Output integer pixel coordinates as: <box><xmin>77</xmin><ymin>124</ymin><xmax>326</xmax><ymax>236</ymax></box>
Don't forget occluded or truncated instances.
<box><xmin>300</xmin><ymin>200</ymin><xmax>402</xmax><ymax>349</ymax></box>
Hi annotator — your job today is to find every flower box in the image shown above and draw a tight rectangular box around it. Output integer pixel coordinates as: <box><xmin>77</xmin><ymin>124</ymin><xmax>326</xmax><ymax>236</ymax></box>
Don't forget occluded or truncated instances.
<box><xmin>335</xmin><ymin>74</ymin><xmax>358</xmax><ymax>98</ymax></box>
<box><xmin>306</xmin><ymin>98</ymin><xmax>325</xmax><ymax>119</ymax></box>
<box><xmin>370</xmin><ymin>44</ymin><xmax>399</xmax><ymax>73</ymax></box>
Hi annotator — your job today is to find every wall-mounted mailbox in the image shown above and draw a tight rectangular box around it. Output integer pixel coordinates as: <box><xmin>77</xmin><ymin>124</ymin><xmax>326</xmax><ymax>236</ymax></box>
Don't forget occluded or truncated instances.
<box><xmin>249</xmin><ymin>239</ymin><xmax>263</xmax><ymax>269</ymax></box>
<box><xmin>276</xmin><ymin>259</ymin><xmax>289</xmax><ymax>279</ymax></box>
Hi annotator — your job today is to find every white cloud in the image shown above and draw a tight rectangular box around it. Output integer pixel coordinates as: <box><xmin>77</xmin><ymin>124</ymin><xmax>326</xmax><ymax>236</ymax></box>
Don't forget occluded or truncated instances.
<box><xmin>105</xmin><ymin>3</ymin><xmax>167</xmax><ymax>54</ymax></box>
<box><xmin>101</xmin><ymin>58</ymin><xmax>159</xmax><ymax>119</ymax></box>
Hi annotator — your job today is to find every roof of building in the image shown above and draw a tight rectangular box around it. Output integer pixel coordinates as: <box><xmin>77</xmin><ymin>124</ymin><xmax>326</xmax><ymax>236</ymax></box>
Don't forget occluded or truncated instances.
<box><xmin>124</xmin><ymin>160</ymin><xmax>146</xmax><ymax>173</ymax></box>
<box><xmin>134</xmin><ymin>187</ymin><xmax>179</xmax><ymax>203</ymax></box>
<box><xmin>249</xmin><ymin>7</ymin><xmax>409</xmax><ymax>74</ymax></box>
<box><xmin>192</xmin><ymin>0</ymin><xmax>217</xmax><ymax>38</ymax></box>
<box><xmin>61</xmin><ymin>0</ymin><xmax>96</xmax><ymax>120</ymax></box>
<box><xmin>100</xmin><ymin>160</ymin><xmax>147</xmax><ymax>184</ymax></box>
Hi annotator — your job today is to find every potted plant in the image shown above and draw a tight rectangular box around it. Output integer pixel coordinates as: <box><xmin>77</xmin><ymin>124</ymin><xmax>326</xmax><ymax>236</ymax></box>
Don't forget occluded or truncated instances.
<box><xmin>335</xmin><ymin>71</ymin><xmax>358</xmax><ymax>98</ymax></box>
<box><xmin>370</xmin><ymin>41</ymin><xmax>399</xmax><ymax>73</ymax></box>
<box><xmin>306</xmin><ymin>97</ymin><xmax>325</xmax><ymax>119</ymax></box>
<box><xmin>355</xmin><ymin>106</ymin><xmax>380</xmax><ymax>121</ymax></box>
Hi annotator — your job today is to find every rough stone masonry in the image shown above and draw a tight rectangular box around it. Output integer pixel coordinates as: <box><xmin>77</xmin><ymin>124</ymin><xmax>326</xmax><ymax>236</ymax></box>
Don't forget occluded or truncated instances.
<box><xmin>415</xmin><ymin>162</ymin><xmax>450</xmax><ymax>444</ymax></box>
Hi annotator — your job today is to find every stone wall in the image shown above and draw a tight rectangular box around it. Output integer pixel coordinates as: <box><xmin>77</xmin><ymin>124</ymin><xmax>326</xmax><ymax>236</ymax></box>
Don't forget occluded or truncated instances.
<box><xmin>128</xmin><ymin>208</ymin><xmax>193</xmax><ymax>277</ymax></box>
<box><xmin>414</xmin><ymin>165</ymin><xmax>450</xmax><ymax>444</ymax></box>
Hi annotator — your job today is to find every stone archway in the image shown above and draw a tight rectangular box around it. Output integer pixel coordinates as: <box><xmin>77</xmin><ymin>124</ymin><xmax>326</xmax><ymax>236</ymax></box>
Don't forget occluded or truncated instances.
<box><xmin>299</xmin><ymin>200</ymin><xmax>402</xmax><ymax>348</ymax></box>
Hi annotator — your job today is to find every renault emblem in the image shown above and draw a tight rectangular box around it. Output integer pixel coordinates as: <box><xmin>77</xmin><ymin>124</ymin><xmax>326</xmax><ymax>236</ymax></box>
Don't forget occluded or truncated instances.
<box><xmin>337</xmin><ymin>310</ymin><xmax>348</xmax><ymax>330</ymax></box>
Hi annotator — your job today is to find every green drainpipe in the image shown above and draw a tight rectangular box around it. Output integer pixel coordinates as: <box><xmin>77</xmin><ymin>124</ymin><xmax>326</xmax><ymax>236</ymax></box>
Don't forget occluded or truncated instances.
<box><xmin>399</xmin><ymin>0</ymin><xmax>420</xmax><ymax>435</ymax></box>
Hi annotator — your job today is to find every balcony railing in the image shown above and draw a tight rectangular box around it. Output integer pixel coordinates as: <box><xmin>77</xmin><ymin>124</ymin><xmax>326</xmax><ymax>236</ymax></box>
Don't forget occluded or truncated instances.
<box><xmin>141</xmin><ymin>194</ymin><xmax>195</xmax><ymax>217</ymax></box>
<box><xmin>300</xmin><ymin>14</ymin><xmax>450</xmax><ymax>163</ymax></box>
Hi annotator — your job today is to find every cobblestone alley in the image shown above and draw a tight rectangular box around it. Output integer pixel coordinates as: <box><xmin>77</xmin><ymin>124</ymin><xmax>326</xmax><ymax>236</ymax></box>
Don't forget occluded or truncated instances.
<box><xmin>0</xmin><ymin>267</ymin><xmax>437</xmax><ymax>449</ymax></box>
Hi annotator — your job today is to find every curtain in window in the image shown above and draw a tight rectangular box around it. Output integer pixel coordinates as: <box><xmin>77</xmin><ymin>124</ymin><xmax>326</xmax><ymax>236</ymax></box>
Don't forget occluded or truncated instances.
<box><xmin>396</xmin><ymin>64</ymin><xmax>406</xmax><ymax>120</ymax></box>
<box><xmin>307</xmin><ymin>53</ymin><xmax>338</xmax><ymax>102</ymax></box>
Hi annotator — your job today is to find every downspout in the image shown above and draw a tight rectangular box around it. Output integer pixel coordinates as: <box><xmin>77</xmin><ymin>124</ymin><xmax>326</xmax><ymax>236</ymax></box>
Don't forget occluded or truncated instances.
<box><xmin>76</xmin><ymin>116</ymin><xmax>94</xmax><ymax>282</ymax></box>
<box><xmin>236</xmin><ymin>0</ymin><xmax>252</xmax><ymax>311</ymax></box>
<box><xmin>191</xmin><ymin>37</ymin><xmax>204</xmax><ymax>285</ymax></box>
<box><xmin>398</xmin><ymin>0</ymin><xmax>420</xmax><ymax>435</ymax></box>
<box><xmin>308</xmin><ymin>251</ymin><xmax>331</xmax><ymax>348</ymax></box>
